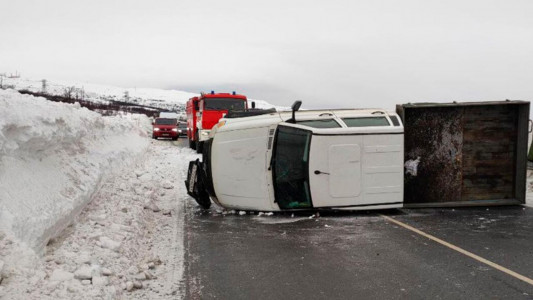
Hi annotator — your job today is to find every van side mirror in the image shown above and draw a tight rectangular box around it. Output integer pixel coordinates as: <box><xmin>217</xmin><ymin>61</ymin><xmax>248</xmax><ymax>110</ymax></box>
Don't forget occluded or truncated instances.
<box><xmin>288</xmin><ymin>100</ymin><xmax>302</xmax><ymax>123</ymax></box>
<box><xmin>291</xmin><ymin>101</ymin><xmax>302</xmax><ymax>112</ymax></box>
<box><xmin>251</xmin><ymin>101</ymin><xmax>256</xmax><ymax>109</ymax></box>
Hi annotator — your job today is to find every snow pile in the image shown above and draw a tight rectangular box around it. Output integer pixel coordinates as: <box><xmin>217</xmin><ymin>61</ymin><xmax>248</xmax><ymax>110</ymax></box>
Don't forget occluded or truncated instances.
<box><xmin>0</xmin><ymin>89</ymin><xmax>150</xmax><ymax>277</ymax></box>
<box><xmin>2</xmin><ymin>140</ymin><xmax>197</xmax><ymax>299</ymax></box>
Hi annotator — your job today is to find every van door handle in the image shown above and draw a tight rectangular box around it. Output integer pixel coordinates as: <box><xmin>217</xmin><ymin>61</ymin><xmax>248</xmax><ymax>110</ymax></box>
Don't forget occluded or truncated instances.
<box><xmin>314</xmin><ymin>170</ymin><xmax>330</xmax><ymax>175</ymax></box>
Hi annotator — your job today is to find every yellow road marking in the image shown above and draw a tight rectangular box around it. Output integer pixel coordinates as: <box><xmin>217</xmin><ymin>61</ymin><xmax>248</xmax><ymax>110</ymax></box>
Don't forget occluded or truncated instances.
<box><xmin>380</xmin><ymin>214</ymin><xmax>533</xmax><ymax>286</ymax></box>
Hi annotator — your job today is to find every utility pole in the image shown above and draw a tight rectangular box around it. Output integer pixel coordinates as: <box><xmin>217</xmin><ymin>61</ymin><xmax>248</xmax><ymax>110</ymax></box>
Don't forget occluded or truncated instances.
<box><xmin>0</xmin><ymin>73</ymin><xmax>5</xmax><ymax>89</ymax></box>
<box><xmin>41</xmin><ymin>79</ymin><xmax>47</xmax><ymax>94</ymax></box>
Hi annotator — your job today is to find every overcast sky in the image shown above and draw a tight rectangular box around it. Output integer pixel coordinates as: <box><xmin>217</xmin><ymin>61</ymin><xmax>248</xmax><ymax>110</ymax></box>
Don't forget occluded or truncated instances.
<box><xmin>1</xmin><ymin>0</ymin><xmax>532</xmax><ymax>109</ymax></box>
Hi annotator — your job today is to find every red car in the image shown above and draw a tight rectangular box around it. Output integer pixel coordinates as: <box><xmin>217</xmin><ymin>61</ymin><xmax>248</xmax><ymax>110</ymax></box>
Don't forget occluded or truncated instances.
<box><xmin>152</xmin><ymin>118</ymin><xmax>179</xmax><ymax>140</ymax></box>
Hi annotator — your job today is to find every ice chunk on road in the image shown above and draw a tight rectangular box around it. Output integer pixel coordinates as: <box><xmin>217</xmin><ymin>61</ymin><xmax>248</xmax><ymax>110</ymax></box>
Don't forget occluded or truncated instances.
<box><xmin>74</xmin><ymin>266</ymin><xmax>93</xmax><ymax>280</ymax></box>
<box><xmin>49</xmin><ymin>269</ymin><xmax>74</xmax><ymax>282</ymax></box>
<box><xmin>162</xmin><ymin>181</ymin><xmax>174</xmax><ymax>189</ymax></box>
<box><xmin>101</xmin><ymin>268</ymin><xmax>113</xmax><ymax>276</ymax></box>
<box><xmin>98</xmin><ymin>237</ymin><xmax>121</xmax><ymax>252</ymax></box>
<box><xmin>92</xmin><ymin>276</ymin><xmax>109</xmax><ymax>286</ymax></box>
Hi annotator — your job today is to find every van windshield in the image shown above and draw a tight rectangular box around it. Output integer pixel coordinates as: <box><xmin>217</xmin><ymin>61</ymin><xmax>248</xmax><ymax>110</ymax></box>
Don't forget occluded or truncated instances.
<box><xmin>155</xmin><ymin>118</ymin><xmax>177</xmax><ymax>125</ymax></box>
<box><xmin>272</xmin><ymin>126</ymin><xmax>312</xmax><ymax>209</ymax></box>
<box><xmin>204</xmin><ymin>98</ymin><xmax>246</xmax><ymax>111</ymax></box>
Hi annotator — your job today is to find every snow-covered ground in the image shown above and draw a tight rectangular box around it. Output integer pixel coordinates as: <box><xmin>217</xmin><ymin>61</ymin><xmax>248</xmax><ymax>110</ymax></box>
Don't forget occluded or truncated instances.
<box><xmin>1</xmin><ymin>139</ymin><xmax>199</xmax><ymax>299</ymax></box>
<box><xmin>1</xmin><ymin>77</ymin><xmax>281</xmax><ymax>113</ymax></box>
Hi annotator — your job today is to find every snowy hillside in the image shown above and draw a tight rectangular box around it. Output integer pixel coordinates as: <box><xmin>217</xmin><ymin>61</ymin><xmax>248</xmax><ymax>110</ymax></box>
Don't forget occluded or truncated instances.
<box><xmin>2</xmin><ymin>77</ymin><xmax>280</xmax><ymax>113</ymax></box>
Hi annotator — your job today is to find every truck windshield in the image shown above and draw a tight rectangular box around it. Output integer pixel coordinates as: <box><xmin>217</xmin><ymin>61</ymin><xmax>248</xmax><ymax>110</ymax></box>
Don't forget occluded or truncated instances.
<box><xmin>155</xmin><ymin>118</ymin><xmax>177</xmax><ymax>125</ymax></box>
<box><xmin>204</xmin><ymin>98</ymin><xmax>246</xmax><ymax>111</ymax></box>
<box><xmin>272</xmin><ymin>126</ymin><xmax>312</xmax><ymax>209</ymax></box>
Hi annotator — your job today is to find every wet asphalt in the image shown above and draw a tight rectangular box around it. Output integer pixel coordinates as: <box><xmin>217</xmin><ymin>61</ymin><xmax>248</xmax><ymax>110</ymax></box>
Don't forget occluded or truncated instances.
<box><xmin>183</xmin><ymin>206</ymin><xmax>533</xmax><ymax>299</ymax></box>
<box><xmin>175</xmin><ymin>139</ymin><xmax>533</xmax><ymax>299</ymax></box>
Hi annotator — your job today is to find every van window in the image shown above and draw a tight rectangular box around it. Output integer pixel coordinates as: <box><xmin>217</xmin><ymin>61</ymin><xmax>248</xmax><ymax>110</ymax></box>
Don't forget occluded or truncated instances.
<box><xmin>272</xmin><ymin>126</ymin><xmax>312</xmax><ymax>209</ymax></box>
<box><xmin>296</xmin><ymin>119</ymin><xmax>341</xmax><ymax>128</ymax></box>
<box><xmin>342</xmin><ymin>117</ymin><xmax>390</xmax><ymax>127</ymax></box>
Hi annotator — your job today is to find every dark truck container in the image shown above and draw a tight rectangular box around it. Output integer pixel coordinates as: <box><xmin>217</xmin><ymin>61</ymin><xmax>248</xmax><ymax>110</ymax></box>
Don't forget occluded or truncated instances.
<box><xmin>397</xmin><ymin>100</ymin><xmax>530</xmax><ymax>207</ymax></box>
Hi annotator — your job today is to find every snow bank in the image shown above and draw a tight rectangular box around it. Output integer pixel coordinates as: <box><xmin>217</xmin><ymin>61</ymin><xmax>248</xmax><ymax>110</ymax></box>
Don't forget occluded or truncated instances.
<box><xmin>0</xmin><ymin>89</ymin><xmax>150</xmax><ymax>255</ymax></box>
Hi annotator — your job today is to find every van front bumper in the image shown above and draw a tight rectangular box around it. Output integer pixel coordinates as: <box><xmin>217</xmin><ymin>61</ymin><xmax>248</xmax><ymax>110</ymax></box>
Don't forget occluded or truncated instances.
<box><xmin>198</xmin><ymin>130</ymin><xmax>211</xmax><ymax>141</ymax></box>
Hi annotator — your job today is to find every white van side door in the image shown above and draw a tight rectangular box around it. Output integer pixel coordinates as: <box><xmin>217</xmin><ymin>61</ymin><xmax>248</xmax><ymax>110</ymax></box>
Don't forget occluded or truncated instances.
<box><xmin>309</xmin><ymin>135</ymin><xmax>364</xmax><ymax>207</ymax></box>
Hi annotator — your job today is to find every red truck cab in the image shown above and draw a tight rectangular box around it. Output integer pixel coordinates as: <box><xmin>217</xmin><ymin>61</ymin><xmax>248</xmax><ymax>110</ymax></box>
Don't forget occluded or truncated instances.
<box><xmin>186</xmin><ymin>92</ymin><xmax>247</xmax><ymax>152</ymax></box>
<box><xmin>152</xmin><ymin>117</ymin><xmax>179</xmax><ymax>140</ymax></box>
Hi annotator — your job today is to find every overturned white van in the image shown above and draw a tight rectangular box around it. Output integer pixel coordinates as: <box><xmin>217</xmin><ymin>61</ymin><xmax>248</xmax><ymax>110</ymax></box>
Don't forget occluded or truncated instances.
<box><xmin>185</xmin><ymin>102</ymin><xmax>404</xmax><ymax>211</ymax></box>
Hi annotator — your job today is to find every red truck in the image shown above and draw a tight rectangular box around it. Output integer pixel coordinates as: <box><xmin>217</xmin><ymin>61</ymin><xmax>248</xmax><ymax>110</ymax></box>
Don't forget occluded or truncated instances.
<box><xmin>186</xmin><ymin>91</ymin><xmax>248</xmax><ymax>152</ymax></box>
<box><xmin>152</xmin><ymin>112</ymin><xmax>179</xmax><ymax>140</ymax></box>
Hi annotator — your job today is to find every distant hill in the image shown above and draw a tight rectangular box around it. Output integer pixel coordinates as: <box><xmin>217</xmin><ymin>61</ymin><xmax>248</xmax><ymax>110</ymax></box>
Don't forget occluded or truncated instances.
<box><xmin>1</xmin><ymin>77</ymin><xmax>281</xmax><ymax>115</ymax></box>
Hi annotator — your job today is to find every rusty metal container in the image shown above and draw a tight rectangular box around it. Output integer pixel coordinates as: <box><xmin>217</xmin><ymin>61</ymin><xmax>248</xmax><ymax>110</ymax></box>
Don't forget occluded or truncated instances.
<box><xmin>396</xmin><ymin>101</ymin><xmax>530</xmax><ymax>207</ymax></box>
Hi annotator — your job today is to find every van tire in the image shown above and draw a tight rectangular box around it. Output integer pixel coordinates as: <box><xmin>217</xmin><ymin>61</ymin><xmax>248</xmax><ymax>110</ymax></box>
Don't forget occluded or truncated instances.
<box><xmin>185</xmin><ymin>159</ymin><xmax>211</xmax><ymax>209</ymax></box>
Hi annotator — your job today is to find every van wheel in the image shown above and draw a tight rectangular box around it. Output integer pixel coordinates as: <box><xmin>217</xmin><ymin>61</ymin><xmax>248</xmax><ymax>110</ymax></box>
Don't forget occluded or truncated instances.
<box><xmin>194</xmin><ymin>181</ymin><xmax>211</xmax><ymax>209</ymax></box>
<box><xmin>185</xmin><ymin>159</ymin><xmax>211</xmax><ymax>209</ymax></box>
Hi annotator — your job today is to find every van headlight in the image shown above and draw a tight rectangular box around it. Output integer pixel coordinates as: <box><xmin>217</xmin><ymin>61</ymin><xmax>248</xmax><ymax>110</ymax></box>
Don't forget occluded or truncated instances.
<box><xmin>171</xmin><ymin>128</ymin><xmax>178</xmax><ymax>132</ymax></box>
<box><xmin>153</xmin><ymin>128</ymin><xmax>160</xmax><ymax>131</ymax></box>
